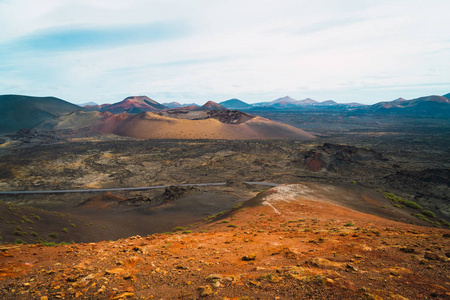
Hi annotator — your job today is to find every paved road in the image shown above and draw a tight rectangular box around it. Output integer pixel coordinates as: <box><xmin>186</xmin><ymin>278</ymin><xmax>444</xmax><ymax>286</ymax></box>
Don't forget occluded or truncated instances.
<box><xmin>0</xmin><ymin>182</ymin><xmax>279</xmax><ymax>195</ymax></box>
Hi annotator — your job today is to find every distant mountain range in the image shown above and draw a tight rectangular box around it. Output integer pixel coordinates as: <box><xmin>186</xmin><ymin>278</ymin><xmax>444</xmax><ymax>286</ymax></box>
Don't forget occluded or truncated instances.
<box><xmin>355</xmin><ymin>95</ymin><xmax>450</xmax><ymax>115</ymax></box>
<box><xmin>1</xmin><ymin>92</ymin><xmax>449</xmax><ymax>134</ymax></box>
<box><xmin>78</xmin><ymin>93</ymin><xmax>450</xmax><ymax>114</ymax></box>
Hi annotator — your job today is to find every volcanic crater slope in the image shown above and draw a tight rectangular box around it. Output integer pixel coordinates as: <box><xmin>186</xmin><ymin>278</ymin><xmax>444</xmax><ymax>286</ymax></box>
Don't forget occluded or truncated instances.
<box><xmin>47</xmin><ymin>109</ymin><xmax>314</xmax><ymax>140</ymax></box>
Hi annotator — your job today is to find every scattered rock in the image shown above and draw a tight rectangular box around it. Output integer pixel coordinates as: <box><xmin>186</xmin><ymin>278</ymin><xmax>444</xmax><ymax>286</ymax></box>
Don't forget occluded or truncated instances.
<box><xmin>424</xmin><ymin>252</ymin><xmax>440</xmax><ymax>260</ymax></box>
<box><xmin>259</xmin><ymin>273</ymin><xmax>281</xmax><ymax>283</ymax></box>
<box><xmin>400</xmin><ymin>247</ymin><xmax>415</xmax><ymax>253</ymax></box>
<box><xmin>198</xmin><ymin>285</ymin><xmax>213</xmax><ymax>297</ymax></box>
<box><xmin>346</xmin><ymin>263</ymin><xmax>358</xmax><ymax>272</ymax></box>
<box><xmin>206</xmin><ymin>274</ymin><xmax>223</xmax><ymax>282</ymax></box>
<box><xmin>389</xmin><ymin>267</ymin><xmax>412</xmax><ymax>276</ymax></box>
<box><xmin>112</xmin><ymin>292</ymin><xmax>135</xmax><ymax>299</ymax></box>
<box><xmin>306</xmin><ymin>258</ymin><xmax>344</xmax><ymax>269</ymax></box>
<box><xmin>242</xmin><ymin>253</ymin><xmax>256</xmax><ymax>261</ymax></box>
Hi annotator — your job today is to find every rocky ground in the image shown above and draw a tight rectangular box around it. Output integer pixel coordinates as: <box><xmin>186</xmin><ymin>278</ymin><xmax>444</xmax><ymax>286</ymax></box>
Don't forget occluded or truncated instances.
<box><xmin>0</xmin><ymin>136</ymin><xmax>449</xmax><ymax>219</ymax></box>
<box><xmin>1</xmin><ymin>183</ymin><xmax>449</xmax><ymax>299</ymax></box>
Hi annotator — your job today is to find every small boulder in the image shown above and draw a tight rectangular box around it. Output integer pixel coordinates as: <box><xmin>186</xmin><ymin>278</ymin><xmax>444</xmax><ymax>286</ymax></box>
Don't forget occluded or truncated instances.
<box><xmin>424</xmin><ymin>252</ymin><xmax>440</xmax><ymax>260</ymax></box>
<box><xmin>242</xmin><ymin>253</ymin><xmax>256</xmax><ymax>261</ymax></box>
<box><xmin>198</xmin><ymin>285</ymin><xmax>213</xmax><ymax>297</ymax></box>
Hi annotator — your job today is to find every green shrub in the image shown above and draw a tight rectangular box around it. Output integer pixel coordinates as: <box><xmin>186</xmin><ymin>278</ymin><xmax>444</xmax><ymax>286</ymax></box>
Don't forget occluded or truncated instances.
<box><xmin>62</xmin><ymin>228</ymin><xmax>68</xmax><ymax>233</ymax></box>
<box><xmin>412</xmin><ymin>213</ymin><xmax>431</xmax><ymax>223</ymax></box>
<box><xmin>30</xmin><ymin>231</ymin><xmax>39</xmax><ymax>237</ymax></box>
<box><xmin>421</xmin><ymin>210</ymin><xmax>436</xmax><ymax>218</ymax></box>
<box><xmin>49</xmin><ymin>233</ymin><xmax>58</xmax><ymax>239</ymax></box>
<box><xmin>21</xmin><ymin>215</ymin><xmax>33</xmax><ymax>224</ymax></box>
<box><xmin>173</xmin><ymin>226</ymin><xmax>184</xmax><ymax>232</ymax></box>
<box><xmin>204</xmin><ymin>211</ymin><xmax>226</xmax><ymax>222</ymax></box>
<box><xmin>14</xmin><ymin>239</ymin><xmax>27</xmax><ymax>245</ymax></box>
<box><xmin>12</xmin><ymin>225</ymin><xmax>25</xmax><ymax>236</ymax></box>
<box><xmin>232</xmin><ymin>203</ymin><xmax>243</xmax><ymax>209</ymax></box>
<box><xmin>383</xmin><ymin>192</ymin><xmax>422</xmax><ymax>210</ymax></box>
<box><xmin>439</xmin><ymin>219</ymin><xmax>450</xmax><ymax>228</ymax></box>
<box><xmin>227</xmin><ymin>224</ymin><xmax>238</xmax><ymax>228</ymax></box>
<box><xmin>70</xmin><ymin>223</ymin><xmax>76</xmax><ymax>228</ymax></box>
<box><xmin>182</xmin><ymin>231</ymin><xmax>191</xmax><ymax>234</ymax></box>
<box><xmin>344</xmin><ymin>222</ymin><xmax>355</xmax><ymax>227</ymax></box>
<box><xmin>41</xmin><ymin>242</ymin><xmax>57</xmax><ymax>247</ymax></box>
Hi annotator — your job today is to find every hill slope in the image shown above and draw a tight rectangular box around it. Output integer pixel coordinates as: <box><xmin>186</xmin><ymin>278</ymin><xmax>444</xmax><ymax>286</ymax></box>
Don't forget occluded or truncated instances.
<box><xmin>90</xmin><ymin>112</ymin><xmax>314</xmax><ymax>140</ymax></box>
<box><xmin>0</xmin><ymin>183</ymin><xmax>448</xmax><ymax>299</ymax></box>
<box><xmin>0</xmin><ymin>95</ymin><xmax>82</xmax><ymax>134</ymax></box>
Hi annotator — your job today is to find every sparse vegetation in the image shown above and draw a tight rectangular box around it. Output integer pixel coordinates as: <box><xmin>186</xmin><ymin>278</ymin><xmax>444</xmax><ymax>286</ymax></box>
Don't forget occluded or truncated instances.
<box><xmin>14</xmin><ymin>239</ymin><xmax>27</xmax><ymax>245</ymax></box>
<box><xmin>173</xmin><ymin>226</ymin><xmax>184</xmax><ymax>232</ymax></box>
<box><xmin>12</xmin><ymin>225</ymin><xmax>26</xmax><ymax>236</ymax></box>
<box><xmin>22</xmin><ymin>215</ymin><xmax>33</xmax><ymax>223</ymax></box>
<box><xmin>49</xmin><ymin>233</ymin><xmax>58</xmax><ymax>239</ymax></box>
<box><xmin>383</xmin><ymin>192</ymin><xmax>423</xmax><ymax>210</ymax></box>
<box><xmin>204</xmin><ymin>211</ymin><xmax>226</xmax><ymax>222</ymax></box>
<box><xmin>439</xmin><ymin>219</ymin><xmax>450</xmax><ymax>228</ymax></box>
<box><xmin>30</xmin><ymin>213</ymin><xmax>41</xmax><ymax>220</ymax></box>
<box><xmin>232</xmin><ymin>203</ymin><xmax>243</xmax><ymax>209</ymax></box>
<box><xmin>62</xmin><ymin>228</ymin><xmax>69</xmax><ymax>233</ymax></box>
<box><xmin>421</xmin><ymin>210</ymin><xmax>436</xmax><ymax>218</ymax></box>
<box><xmin>412</xmin><ymin>213</ymin><xmax>432</xmax><ymax>223</ymax></box>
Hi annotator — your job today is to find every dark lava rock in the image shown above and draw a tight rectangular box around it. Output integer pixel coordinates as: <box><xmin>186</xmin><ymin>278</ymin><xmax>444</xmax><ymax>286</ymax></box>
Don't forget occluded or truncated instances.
<box><xmin>424</xmin><ymin>251</ymin><xmax>440</xmax><ymax>260</ymax></box>
<box><xmin>158</xmin><ymin>186</ymin><xmax>197</xmax><ymax>203</ymax></box>
<box><xmin>206</xmin><ymin>110</ymin><xmax>255</xmax><ymax>124</ymax></box>
<box><xmin>297</xmin><ymin>143</ymin><xmax>385</xmax><ymax>172</ymax></box>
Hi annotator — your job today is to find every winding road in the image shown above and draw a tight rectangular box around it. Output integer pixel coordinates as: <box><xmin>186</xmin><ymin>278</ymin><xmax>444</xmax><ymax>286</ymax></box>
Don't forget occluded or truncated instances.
<box><xmin>0</xmin><ymin>182</ymin><xmax>279</xmax><ymax>195</ymax></box>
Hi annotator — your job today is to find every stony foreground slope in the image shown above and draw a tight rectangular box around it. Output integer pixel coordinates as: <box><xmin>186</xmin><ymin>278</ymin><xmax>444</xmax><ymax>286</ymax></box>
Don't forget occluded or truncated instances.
<box><xmin>1</xmin><ymin>184</ymin><xmax>449</xmax><ymax>299</ymax></box>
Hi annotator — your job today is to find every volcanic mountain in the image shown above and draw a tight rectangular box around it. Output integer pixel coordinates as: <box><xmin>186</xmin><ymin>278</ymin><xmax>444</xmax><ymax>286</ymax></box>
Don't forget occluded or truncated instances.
<box><xmin>220</xmin><ymin>99</ymin><xmax>253</xmax><ymax>109</ymax></box>
<box><xmin>0</xmin><ymin>95</ymin><xmax>83</xmax><ymax>134</ymax></box>
<box><xmin>196</xmin><ymin>100</ymin><xmax>228</xmax><ymax>111</ymax></box>
<box><xmin>98</xmin><ymin>96</ymin><xmax>167</xmax><ymax>114</ymax></box>
<box><xmin>48</xmin><ymin>110</ymin><xmax>314</xmax><ymax>140</ymax></box>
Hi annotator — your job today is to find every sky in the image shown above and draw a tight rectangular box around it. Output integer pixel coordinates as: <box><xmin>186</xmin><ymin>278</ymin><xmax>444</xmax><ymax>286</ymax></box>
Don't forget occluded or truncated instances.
<box><xmin>0</xmin><ymin>0</ymin><xmax>449</xmax><ymax>105</ymax></box>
